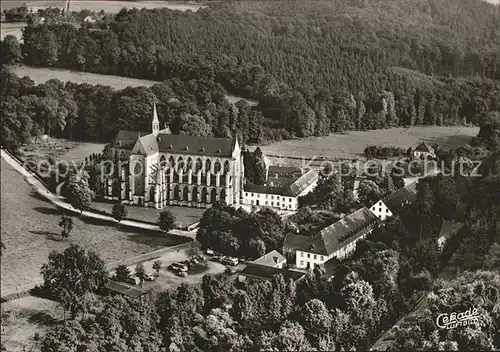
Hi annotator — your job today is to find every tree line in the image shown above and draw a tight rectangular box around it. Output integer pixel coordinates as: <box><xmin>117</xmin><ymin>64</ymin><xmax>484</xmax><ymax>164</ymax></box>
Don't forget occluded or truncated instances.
<box><xmin>0</xmin><ymin>66</ymin><xmax>264</xmax><ymax>149</ymax></box>
<box><xmin>1</xmin><ymin>0</ymin><xmax>498</xmax><ymax>144</ymax></box>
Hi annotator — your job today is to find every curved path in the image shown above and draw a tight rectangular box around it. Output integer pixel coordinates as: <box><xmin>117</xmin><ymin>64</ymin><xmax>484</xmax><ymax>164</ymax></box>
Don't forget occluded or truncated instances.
<box><xmin>0</xmin><ymin>150</ymin><xmax>194</xmax><ymax>235</ymax></box>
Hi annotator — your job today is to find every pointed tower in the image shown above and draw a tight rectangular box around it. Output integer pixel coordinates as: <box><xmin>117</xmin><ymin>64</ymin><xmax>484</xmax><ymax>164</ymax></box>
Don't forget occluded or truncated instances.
<box><xmin>152</xmin><ymin>103</ymin><xmax>160</xmax><ymax>136</ymax></box>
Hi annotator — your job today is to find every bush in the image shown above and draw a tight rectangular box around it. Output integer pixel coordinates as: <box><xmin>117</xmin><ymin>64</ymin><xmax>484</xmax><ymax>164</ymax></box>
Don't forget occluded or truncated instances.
<box><xmin>159</xmin><ymin>209</ymin><xmax>176</xmax><ymax>232</ymax></box>
<box><xmin>112</xmin><ymin>202</ymin><xmax>127</xmax><ymax>222</ymax></box>
<box><xmin>34</xmin><ymin>332</ymin><xmax>40</xmax><ymax>341</ymax></box>
<box><xmin>364</xmin><ymin>145</ymin><xmax>407</xmax><ymax>159</ymax></box>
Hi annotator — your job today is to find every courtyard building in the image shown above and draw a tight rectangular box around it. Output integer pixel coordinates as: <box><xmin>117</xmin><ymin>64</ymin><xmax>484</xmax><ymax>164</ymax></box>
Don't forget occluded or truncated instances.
<box><xmin>242</xmin><ymin>167</ymin><xmax>318</xmax><ymax>211</ymax></box>
<box><xmin>283</xmin><ymin>207</ymin><xmax>380</xmax><ymax>269</ymax></box>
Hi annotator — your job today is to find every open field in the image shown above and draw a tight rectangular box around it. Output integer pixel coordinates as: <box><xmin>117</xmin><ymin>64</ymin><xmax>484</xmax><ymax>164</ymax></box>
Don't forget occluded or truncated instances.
<box><xmin>0</xmin><ymin>0</ymin><xmax>207</xmax><ymax>12</ymax></box>
<box><xmin>92</xmin><ymin>201</ymin><xmax>206</xmax><ymax>227</ymax></box>
<box><xmin>19</xmin><ymin>137</ymin><xmax>105</xmax><ymax>163</ymax></box>
<box><xmin>1</xmin><ymin>1</ymin><xmax>207</xmax><ymax>40</ymax></box>
<box><xmin>58</xmin><ymin>141</ymin><xmax>106</xmax><ymax>163</ymax></box>
<box><xmin>0</xmin><ymin>21</ymin><xmax>26</xmax><ymax>40</ymax></box>
<box><xmin>257</xmin><ymin>126</ymin><xmax>479</xmax><ymax>166</ymax></box>
<box><xmin>0</xmin><ymin>157</ymin><xmax>188</xmax><ymax>296</ymax></box>
<box><xmin>9</xmin><ymin>64</ymin><xmax>258</xmax><ymax>105</ymax></box>
<box><xmin>1</xmin><ymin>295</ymin><xmax>62</xmax><ymax>351</ymax></box>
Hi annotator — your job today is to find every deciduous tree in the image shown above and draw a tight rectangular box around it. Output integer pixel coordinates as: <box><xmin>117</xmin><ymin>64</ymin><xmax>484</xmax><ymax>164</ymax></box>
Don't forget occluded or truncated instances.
<box><xmin>40</xmin><ymin>245</ymin><xmax>107</xmax><ymax>318</ymax></box>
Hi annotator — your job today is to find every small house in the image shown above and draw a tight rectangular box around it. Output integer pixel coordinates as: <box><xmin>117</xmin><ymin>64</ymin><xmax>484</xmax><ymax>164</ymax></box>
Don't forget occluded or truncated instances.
<box><xmin>252</xmin><ymin>250</ymin><xmax>286</xmax><ymax>268</ymax></box>
<box><xmin>369</xmin><ymin>182</ymin><xmax>417</xmax><ymax>221</ymax></box>
<box><xmin>412</xmin><ymin>142</ymin><xmax>436</xmax><ymax>159</ymax></box>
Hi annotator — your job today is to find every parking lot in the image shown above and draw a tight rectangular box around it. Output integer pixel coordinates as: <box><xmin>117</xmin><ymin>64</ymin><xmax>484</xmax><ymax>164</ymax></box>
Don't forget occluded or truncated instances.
<box><xmin>110</xmin><ymin>250</ymin><xmax>228</xmax><ymax>292</ymax></box>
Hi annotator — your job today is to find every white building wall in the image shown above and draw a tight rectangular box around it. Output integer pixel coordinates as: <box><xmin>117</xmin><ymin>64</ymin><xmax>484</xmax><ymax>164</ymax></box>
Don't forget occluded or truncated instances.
<box><xmin>295</xmin><ymin>251</ymin><xmax>333</xmax><ymax>269</ymax></box>
<box><xmin>242</xmin><ymin>191</ymin><xmax>298</xmax><ymax>210</ymax></box>
<box><xmin>370</xmin><ymin>200</ymin><xmax>393</xmax><ymax>221</ymax></box>
<box><xmin>294</xmin><ymin>230</ymin><xmax>373</xmax><ymax>269</ymax></box>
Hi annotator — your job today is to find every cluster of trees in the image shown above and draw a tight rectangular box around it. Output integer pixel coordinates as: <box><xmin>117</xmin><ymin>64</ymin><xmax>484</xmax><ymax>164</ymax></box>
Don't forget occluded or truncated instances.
<box><xmin>3</xmin><ymin>6</ymin><xmax>30</xmax><ymax>22</ymax></box>
<box><xmin>62</xmin><ymin>170</ymin><xmax>93</xmax><ymax>212</ymax></box>
<box><xmin>288</xmin><ymin>207</ymin><xmax>340</xmax><ymax>236</ymax></box>
<box><xmin>196</xmin><ymin>202</ymin><xmax>288</xmax><ymax>259</ymax></box>
<box><xmin>299</xmin><ymin>164</ymin><xmax>357</xmax><ymax>213</ymax></box>
<box><xmin>242</xmin><ymin>147</ymin><xmax>266</xmax><ymax>185</ymax></box>
<box><xmin>0</xmin><ymin>66</ymin><xmax>265</xmax><ymax>149</ymax></box>
<box><xmin>364</xmin><ymin>145</ymin><xmax>409</xmax><ymax>159</ymax></box>
<box><xmin>387</xmin><ymin>271</ymin><xmax>500</xmax><ymax>351</ymax></box>
<box><xmin>2</xmin><ymin>0</ymin><xmax>497</xmax><ymax>144</ymax></box>
<box><xmin>40</xmin><ymin>245</ymin><xmax>108</xmax><ymax>319</ymax></box>
<box><xmin>357</xmin><ymin>166</ymin><xmax>406</xmax><ymax>207</ymax></box>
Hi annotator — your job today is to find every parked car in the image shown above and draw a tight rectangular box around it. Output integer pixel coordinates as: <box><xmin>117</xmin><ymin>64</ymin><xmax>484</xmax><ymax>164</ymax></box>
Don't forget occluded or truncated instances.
<box><xmin>144</xmin><ymin>272</ymin><xmax>156</xmax><ymax>281</ymax></box>
<box><xmin>205</xmin><ymin>248</ymin><xmax>215</xmax><ymax>256</ymax></box>
<box><xmin>125</xmin><ymin>276</ymin><xmax>141</xmax><ymax>286</ymax></box>
<box><xmin>176</xmin><ymin>271</ymin><xmax>188</xmax><ymax>277</ymax></box>
<box><xmin>170</xmin><ymin>262</ymin><xmax>188</xmax><ymax>272</ymax></box>
<box><xmin>193</xmin><ymin>255</ymin><xmax>205</xmax><ymax>262</ymax></box>
<box><xmin>220</xmin><ymin>256</ymin><xmax>239</xmax><ymax>266</ymax></box>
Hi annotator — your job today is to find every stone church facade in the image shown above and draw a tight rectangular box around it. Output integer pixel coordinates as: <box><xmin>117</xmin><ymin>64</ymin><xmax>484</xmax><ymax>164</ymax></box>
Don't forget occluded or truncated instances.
<box><xmin>104</xmin><ymin>104</ymin><xmax>244</xmax><ymax>209</ymax></box>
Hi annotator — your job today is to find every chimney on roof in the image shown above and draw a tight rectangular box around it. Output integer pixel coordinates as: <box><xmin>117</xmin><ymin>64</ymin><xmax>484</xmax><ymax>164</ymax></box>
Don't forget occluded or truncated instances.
<box><xmin>185</xmin><ymin>146</ymin><xmax>189</xmax><ymax>151</ymax></box>
<box><xmin>201</xmin><ymin>147</ymin><xmax>205</xmax><ymax>152</ymax></box>
<box><xmin>273</xmin><ymin>256</ymin><xmax>278</xmax><ymax>264</ymax></box>
<box><xmin>217</xmin><ymin>148</ymin><xmax>222</xmax><ymax>153</ymax></box>
<box><xmin>169</xmin><ymin>145</ymin><xmax>172</xmax><ymax>149</ymax></box>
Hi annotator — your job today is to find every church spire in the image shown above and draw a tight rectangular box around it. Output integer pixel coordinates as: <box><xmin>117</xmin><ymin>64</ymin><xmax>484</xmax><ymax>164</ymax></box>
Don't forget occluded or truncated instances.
<box><xmin>152</xmin><ymin>103</ymin><xmax>159</xmax><ymax>136</ymax></box>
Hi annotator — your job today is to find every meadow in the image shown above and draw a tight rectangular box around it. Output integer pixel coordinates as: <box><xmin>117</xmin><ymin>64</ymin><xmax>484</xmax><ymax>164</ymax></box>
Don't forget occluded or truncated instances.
<box><xmin>0</xmin><ymin>0</ymin><xmax>206</xmax><ymax>12</ymax></box>
<box><xmin>9</xmin><ymin>64</ymin><xmax>258</xmax><ymax>105</ymax></box>
<box><xmin>1</xmin><ymin>295</ymin><xmax>62</xmax><ymax>351</ymax></box>
<box><xmin>1</xmin><ymin>0</ymin><xmax>207</xmax><ymax>40</ymax></box>
<box><xmin>0</xmin><ymin>157</ymin><xmax>189</xmax><ymax>297</ymax></box>
<box><xmin>257</xmin><ymin>126</ymin><xmax>480</xmax><ymax>167</ymax></box>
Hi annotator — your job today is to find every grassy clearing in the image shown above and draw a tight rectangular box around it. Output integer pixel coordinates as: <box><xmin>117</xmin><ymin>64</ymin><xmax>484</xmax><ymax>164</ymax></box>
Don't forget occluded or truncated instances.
<box><xmin>1</xmin><ymin>296</ymin><xmax>62</xmax><ymax>351</ymax></box>
<box><xmin>18</xmin><ymin>137</ymin><xmax>105</xmax><ymax>164</ymax></box>
<box><xmin>258</xmin><ymin>126</ymin><xmax>479</xmax><ymax>166</ymax></box>
<box><xmin>1</xmin><ymin>1</ymin><xmax>206</xmax><ymax>40</ymax></box>
<box><xmin>0</xmin><ymin>21</ymin><xmax>25</xmax><ymax>40</ymax></box>
<box><xmin>0</xmin><ymin>157</ymin><xmax>186</xmax><ymax>296</ymax></box>
<box><xmin>92</xmin><ymin>201</ymin><xmax>206</xmax><ymax>227</ymax></box>
<box><xmin>9</xmin><ymin>65</ymin><xmax>258</xmax><ymax>105</ymax></box>
<box><xmin>0</xmin><ymin>0</ymin><xmax>206</xmax><ymax>12</ymax></box>
<box><xmin>10</xmin><ymin>64</ymin><xmax>160</xmax><ymax>90</ymax></box>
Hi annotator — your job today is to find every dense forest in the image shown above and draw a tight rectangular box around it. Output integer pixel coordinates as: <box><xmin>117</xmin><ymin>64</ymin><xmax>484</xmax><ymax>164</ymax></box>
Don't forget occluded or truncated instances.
<box><xmin>1</xmin><ymin>0</ymin><xmax>499</xmax><ymax>144</ymax></box>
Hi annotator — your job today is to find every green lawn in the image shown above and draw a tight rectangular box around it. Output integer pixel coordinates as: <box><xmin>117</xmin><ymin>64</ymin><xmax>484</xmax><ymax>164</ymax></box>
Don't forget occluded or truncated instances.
<box><xmin>0</xmin><ymin>157</ymin><xmax>187</xmax><ymax>296</ymax></box>
<box><xmin>91</xmin><ymin>201</ymin><xmax>206</xmax><ymax>228</ymax></box>
<box><xmin>258</xmin><ymin>126</ymin><xmax>479</xmax><ymax>160</ymax></box>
